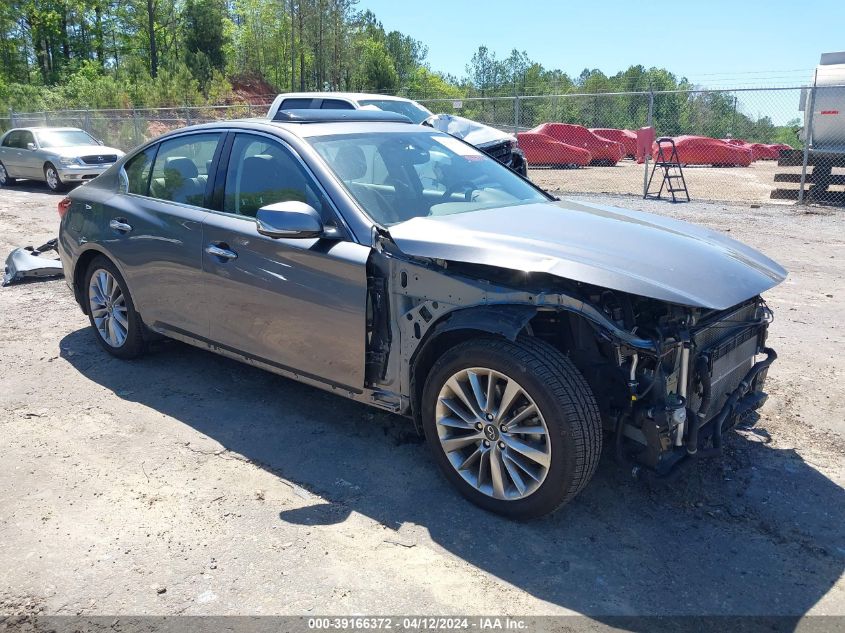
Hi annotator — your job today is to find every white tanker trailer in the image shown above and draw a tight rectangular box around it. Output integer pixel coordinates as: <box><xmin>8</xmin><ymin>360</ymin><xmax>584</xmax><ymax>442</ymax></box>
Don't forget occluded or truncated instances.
<box><xmin>800</xmin><ymin>51</ymin><xmax>845</xmax><ymax>155</ymax></box>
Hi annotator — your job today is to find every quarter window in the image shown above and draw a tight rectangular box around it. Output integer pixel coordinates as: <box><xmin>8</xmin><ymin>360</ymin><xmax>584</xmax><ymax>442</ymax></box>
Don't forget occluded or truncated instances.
<box><xmin>223</xmin><ymin>134</ymin><xmax>326</xmax><ymax>218</ymax></box>
<box><xmin>148</xmin><ymin>133</ymin><xmax>220</xmax><ymax>206</ymax></box>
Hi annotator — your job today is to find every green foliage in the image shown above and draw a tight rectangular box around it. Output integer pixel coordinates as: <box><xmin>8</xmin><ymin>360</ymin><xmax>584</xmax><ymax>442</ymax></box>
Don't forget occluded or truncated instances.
<box><xmin>0</xmin><ymin>1</ymin><xmax>802</xmax><ymax>148</ymax></box>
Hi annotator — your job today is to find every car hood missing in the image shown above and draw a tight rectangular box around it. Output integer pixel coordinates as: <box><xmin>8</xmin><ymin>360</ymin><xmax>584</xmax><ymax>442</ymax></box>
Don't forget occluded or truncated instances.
<box><xmin>387</xmin><ymin>199</ymin><xmax>787</xmax><ymax>309</ymax></box>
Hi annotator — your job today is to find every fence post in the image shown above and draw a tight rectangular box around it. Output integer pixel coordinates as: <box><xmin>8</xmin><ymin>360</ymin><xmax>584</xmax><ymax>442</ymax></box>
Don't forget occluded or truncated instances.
<box><xmin>513</xmin><ymin>95</ymin><xmax>521</xmax><ymax>134</ymax></box>
<box><xmin>84</xmin><ymin>109</ymin><xmax>91</xmax><ymax>133</ymax></box>
<box><xmin>8</xmin><ymin>109</ymin><xmax>14</xmax><ymax>128</ymax></box>
<box><xmin>132</xmin><ymin>108</ymin><xmax>141</xmax><ymax>147</ymax></box>
<box><xmin>643</xmin><ymin>90</ymin><xmax>654</xmax><ymax>197</ymax></box>
<box><xmin>798</xmin><ymin>73</ymin><xmax>818</xmax><ymax>205</ymax></box>
<box><xmin>185</xmin><ymin>104</ymin><xmax>192</xmax><ymax>127</ymax></box>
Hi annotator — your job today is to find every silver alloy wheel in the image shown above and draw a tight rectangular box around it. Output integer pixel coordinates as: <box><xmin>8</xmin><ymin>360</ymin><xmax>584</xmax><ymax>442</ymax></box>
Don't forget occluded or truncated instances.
<box><xmin>88</xmin><ymin>269</ymin><xmax>129</xmax><ymax>348</ymax></box>
<box><xmin>435</xmin><ymin>367</ymin><xmax>551</xmax><ymax>500</ymax></box>
<box><xmin>46</xmin><ymin>166</ymin><xmax>59</xmax><ymax>190</ymax></box>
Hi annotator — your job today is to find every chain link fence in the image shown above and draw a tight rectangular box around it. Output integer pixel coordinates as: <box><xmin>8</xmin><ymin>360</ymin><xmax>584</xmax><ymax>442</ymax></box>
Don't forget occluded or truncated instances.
<box><xmin>7</xmin><ymin>85</ymin><xmax>844</xmax><ymax>205</ymax></box>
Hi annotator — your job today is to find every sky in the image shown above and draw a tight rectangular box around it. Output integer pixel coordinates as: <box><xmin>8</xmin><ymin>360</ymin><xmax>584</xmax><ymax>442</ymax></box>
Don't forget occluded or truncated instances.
<box><xmin>359</xmin><ymin>0</ymin><xmax>843</xmax><ymax>89</ymax></box>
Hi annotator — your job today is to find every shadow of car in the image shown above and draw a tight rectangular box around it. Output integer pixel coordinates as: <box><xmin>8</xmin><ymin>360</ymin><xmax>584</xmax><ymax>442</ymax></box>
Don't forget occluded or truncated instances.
<box><xmin>58</xmin><ymin>328</ymin><xmax>845</xmax><ymax>625</ymax></box>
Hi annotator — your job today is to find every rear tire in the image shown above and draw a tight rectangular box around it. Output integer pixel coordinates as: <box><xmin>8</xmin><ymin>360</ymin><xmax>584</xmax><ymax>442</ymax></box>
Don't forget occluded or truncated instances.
<box><xmin>0</xmin><ymin>161</ymin><xmax>16</xmax><ymax>186</ymax></box>
<box><xmin>421</xmin><ymin>336</ymin><xmax>602</xmax><ymax>518</ymax></box>
<box><xmin>44</xmin><ymin>162</ymin><xmax>66</xmax><ymax>192</ymax></box>
<box><xmin>84</xmin><ymin>256</ymin><xmax>146</xmax><ymax>359</ymax></box>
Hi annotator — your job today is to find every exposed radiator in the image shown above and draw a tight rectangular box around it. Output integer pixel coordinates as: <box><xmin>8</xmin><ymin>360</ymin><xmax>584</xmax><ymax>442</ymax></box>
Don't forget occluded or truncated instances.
<box><xmin>687</xmin><ymin>302</ymin><xmax>763</xmax><ymax>420</ymax></box>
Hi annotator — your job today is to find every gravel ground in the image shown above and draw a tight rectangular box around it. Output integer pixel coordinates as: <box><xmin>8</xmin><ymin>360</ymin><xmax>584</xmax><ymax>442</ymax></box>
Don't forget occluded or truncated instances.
<box><xmin>528</xmin><ymin>160</ymin><xmax>829</xmax><ymax>204</ymax></box>
<box><xmin>0</xmin><ymin>182</ymin><xmax>843</xmax><ymax>621</ymax></box>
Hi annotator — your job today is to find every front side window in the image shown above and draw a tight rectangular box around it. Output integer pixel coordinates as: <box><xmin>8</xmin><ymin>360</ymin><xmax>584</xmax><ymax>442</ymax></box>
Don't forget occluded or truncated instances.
<box><xmin>35</xmin><ymin>129</ymin><xmax>96</xmax><ymax>148</ymax></box>
<box><xmin>223</xmin><ymin>134</ymin><xmax>326</xmax><ymax>218</ymax></box>
<box><xmin>309</xmin><ymin>131</ymin><xmax>547</xmax><ymax>226</ymax></box>
<box><xmin>123</xmin><ymin>146</ymin><xmax>157</xmax><ymax>195</ymax></box>
<box><xmin>148</xmin><ymin>133</ymin><xmax>220</xmax><ymax>206</ymax></box>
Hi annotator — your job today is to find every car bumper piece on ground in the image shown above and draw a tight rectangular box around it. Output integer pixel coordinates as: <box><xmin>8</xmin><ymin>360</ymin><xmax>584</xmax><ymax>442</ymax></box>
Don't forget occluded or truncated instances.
<box><xmin>2</xmin><ymin>239</ymin><xmax>64</xmax><ymax>286</ymax></box>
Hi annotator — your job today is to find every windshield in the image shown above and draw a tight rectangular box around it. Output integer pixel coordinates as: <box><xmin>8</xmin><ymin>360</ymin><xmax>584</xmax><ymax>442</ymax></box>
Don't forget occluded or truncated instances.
<box><xmin>35</xmin><ymin>129</ymin><xmax>97</xmax><ymax>148</ymax></box>
<box><xmin>309</xmin><ymin>130</ymin><xmax>547</xmax><ymax>226</ymax></box>
<box><xmin>358</xmin><ymin>99</ymin><xmax>432</xmax><ymax>124</ymax></box>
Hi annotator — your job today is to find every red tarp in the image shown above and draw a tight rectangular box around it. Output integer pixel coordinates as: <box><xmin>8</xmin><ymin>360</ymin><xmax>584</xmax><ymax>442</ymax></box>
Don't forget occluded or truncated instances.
<box><xmin>722</xmin><ymin>139</ymin><xmax>779</xmax><ymax>161</ymax></box>
<box><xmin>590</xmin><ymin>128</ymin><xmax>637</xmax><ymax>158</ymax></box>
<box><xmin>531</xmin><ymin>123</ymin><xmax>625</xmax><ymax>165</ymax></box>
<box><xmin>655</xmin><ymin>136</ymin><xmax>753</xmax><ymax>167</ymax></box>
<box><xmin>516</xmin><ymin>132</ymin><xmax>592</xmax><ymax>166</ymax></box>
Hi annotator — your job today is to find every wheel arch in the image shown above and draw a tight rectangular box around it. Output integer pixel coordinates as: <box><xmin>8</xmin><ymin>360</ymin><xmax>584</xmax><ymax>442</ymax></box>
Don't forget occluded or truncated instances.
<box><xmin>408</xmin><ymin>304</ymin><xmax>537</xmax><ymax>431</ymax></box>
<box><xmin>72</xmin><ymin>246</ymin><xmax>132</xmax><ymax>315</ymax></box>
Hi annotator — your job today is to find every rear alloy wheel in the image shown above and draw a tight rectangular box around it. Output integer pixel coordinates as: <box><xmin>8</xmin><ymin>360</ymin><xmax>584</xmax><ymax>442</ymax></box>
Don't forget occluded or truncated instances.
<box><xmin>85</xmin><ymin>257</ymin><xmax>145</xmax><ymax>359</ymax></box>
<box><xmin>422</xmin><ymin>337</ymin><xmax>602</xmax><ymax>518</ymax></box>
<box><xmin>0</xmin><ymin>161</ymin><xmax>16</xmax><ymax>186</ymax></box>
<box><xmin>44</xmin><ymin>162</ymin><xmax>65</xmax><ymax>192</ymax></box>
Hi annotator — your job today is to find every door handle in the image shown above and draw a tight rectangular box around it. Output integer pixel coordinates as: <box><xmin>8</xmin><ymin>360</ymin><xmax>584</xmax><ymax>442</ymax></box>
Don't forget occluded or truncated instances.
<box><xmin>205</xmin><ymin>243</ymin><xmax>238</xmax><ymax>261</ymax></box>
<box><xmin>109</xmin><ymin>218</ymin><xmax>132</xmax><ymax>233</ymax></box>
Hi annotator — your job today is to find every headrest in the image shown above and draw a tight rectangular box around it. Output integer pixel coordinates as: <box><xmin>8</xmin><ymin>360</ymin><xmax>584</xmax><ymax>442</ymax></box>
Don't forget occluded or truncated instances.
<box><xmin>164</xmin><ymin>156</ymin><xmax>198</xmax><ymax>180</ymax></box>
<box><xmin>334</xmin><ymin>145</ymin><xmax>367</xmax><ymax>180</ymax></box>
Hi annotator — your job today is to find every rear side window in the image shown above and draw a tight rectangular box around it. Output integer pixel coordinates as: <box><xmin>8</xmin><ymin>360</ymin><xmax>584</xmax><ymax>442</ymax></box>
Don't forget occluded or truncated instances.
<box><xmin>148</xmin><ymin>133</ymin><xmax>220</xmax><ymax>206</ymax></box>
<box><xmin>123</xmin><ymin>146</ymin><xmax>156</xmax><ymax>195</ymax></box>
<box><xmin>19</xmin><ymin>131</ymin><xmax>35</xmax><ymax>148</ymax></box>
<box><xmin>280</xmin><ymin>98</ymin><xmax>315</xmax><ymax>109</ymax></box>
<box><xmin>1</xmin><ymin>132</ymin><xmax>16</xmax><ymax>147</ymax></box>
<box><xmin>320</xmin><ymin>99</ymin><xmax>354</xmax><ymax>110</ymax></box>
<box><xmin>223</xmin><ymin>134</ymin><xmax>326</xmax><ymax>218</ymax></box>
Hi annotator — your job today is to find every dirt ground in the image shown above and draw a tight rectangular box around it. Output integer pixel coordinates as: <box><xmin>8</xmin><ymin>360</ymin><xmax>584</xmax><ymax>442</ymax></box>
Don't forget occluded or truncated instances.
<box><xmin>0</xmin><ymin>183</ymin><xmax>843</xmax><ymax>622</ymax></box>
<box><xmin>528</xmin><ymin>159</ymin><xmax>843</xmax><ymax>204</ymax></box>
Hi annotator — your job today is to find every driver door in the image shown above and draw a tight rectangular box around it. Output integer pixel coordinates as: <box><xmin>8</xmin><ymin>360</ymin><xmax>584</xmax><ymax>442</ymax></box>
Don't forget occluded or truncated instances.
<box><xmin>201</xmin><ymin>132</ymin><xmax>371</xmax><ymax>392</ymax></box>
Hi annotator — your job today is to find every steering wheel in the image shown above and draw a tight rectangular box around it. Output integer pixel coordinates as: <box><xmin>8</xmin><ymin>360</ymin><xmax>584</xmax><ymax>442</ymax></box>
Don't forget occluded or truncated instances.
<box><xmin>440</xmin><ymin>180</ymin><xmax>477</xmax><ymax>202</ymax></box>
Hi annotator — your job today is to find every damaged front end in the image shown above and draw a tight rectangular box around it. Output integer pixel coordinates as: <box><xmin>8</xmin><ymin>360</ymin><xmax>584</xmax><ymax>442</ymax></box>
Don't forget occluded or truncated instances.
<box><xmin>602</xmin><ymin>295</ymin><xmax>775</xmax><ymax>475</ymax></box>
<box><xmin>362</xmin><ymin>232</ymin><xmax>777</xmax><ymax>477</ymax></box>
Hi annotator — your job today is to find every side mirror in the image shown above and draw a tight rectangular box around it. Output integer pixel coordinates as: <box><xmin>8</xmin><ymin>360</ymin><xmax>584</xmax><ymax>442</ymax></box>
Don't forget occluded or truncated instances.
<box><xmin>256</xmin><ymin>201</ymin><xmax>323</xmax><ymax>239</ymax></box>
<box><xmin>26</xmin><ymin>142</ymin><xmax>36</xmax><ymax>151</ymax></box>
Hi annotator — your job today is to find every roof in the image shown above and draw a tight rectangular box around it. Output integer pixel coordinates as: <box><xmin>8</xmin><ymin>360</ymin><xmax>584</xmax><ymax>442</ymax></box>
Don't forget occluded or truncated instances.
<box><xmin>6</xmin><ymin>127</ymin><xmax>84</xmax><ymax>133</ymax></box>
<box><xmin>270</xmin><ymin>109</ymin><xmax>411</xmax><ymax>124</ymax></box>
<box><xmin>149</xmin><ymin>117</ymin><xmax>434</xmax><ymax>142</ymax></box>
<box><xmin>271</xmin><ymin>92</ymin><xmax>416</xmax><ymax>103</ymax></box>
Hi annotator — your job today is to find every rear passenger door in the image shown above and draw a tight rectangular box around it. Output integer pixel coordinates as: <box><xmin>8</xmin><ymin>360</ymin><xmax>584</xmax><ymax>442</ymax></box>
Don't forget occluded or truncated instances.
<box><xmin>201</xmin><ymin>132</ymin><xmax>370</xmax><ymax>392</ymax></box>
<box><xmin>106</xmin><ymin>132</ymin><xmax>222</xmax><ymax>338</ymax></box>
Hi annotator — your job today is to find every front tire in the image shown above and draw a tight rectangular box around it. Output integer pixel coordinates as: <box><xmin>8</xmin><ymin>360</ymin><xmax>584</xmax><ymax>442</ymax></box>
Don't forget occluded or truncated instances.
<box><xmin>84</xmin><ymin>256</ymin><xmax>145</xmax><ymax>359</ymax></box>
<box><xmin>0</xmin><ymin>161</ymin><xmax>16</xmax><ymax>186</ymax></box>
<box><xmin>421</xmin><ymin>336</ymin><xmax>602</xmax><ymax>518</ymax></box>
<box><xmin>44</xmin><ymin>162</ymin><xmax>66</xmax><ymax>192</ymax></box>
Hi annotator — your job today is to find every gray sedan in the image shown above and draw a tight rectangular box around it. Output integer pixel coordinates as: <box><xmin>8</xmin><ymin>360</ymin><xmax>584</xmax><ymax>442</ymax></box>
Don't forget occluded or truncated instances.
<box><xmin>0</xmin><ymin>127</ymin><xmax>124</xmax><ymax>191</ymax></box>
<box><xmin>58</xmin><ymin>110</ymin><xmax>785</xmax><ymax>517</ymax></box>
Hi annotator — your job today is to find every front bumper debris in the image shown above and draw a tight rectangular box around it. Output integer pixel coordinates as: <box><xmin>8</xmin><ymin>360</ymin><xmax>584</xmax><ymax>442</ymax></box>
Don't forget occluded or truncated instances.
<box><xmin>2</xmin><ymin>239</ymin><xmax>64</xmax><ymax>286</ymax></box>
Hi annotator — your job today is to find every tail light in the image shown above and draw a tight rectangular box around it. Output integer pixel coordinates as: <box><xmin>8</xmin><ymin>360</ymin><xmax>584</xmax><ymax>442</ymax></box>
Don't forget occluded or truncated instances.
<box><xmin>57</xmin><ymin>196</ymin><xmax>72</xmax><ymax>218</ymax></box>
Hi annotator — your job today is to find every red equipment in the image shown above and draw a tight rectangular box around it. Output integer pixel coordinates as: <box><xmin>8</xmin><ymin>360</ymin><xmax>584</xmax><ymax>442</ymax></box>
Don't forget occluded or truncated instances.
<box><xmin>590</xmin><ymin>128</ymin><xmax>638</xmax><ymax>158</ymax></box>
<box><xmin>516</xmin><ymin>132</ymin><xmax>592</xmax><ymax>167</ymax></box>
<box><xmin>636</xmin><ymin>127</ymin><xmax>655</xmax><ymax>163</ymax></box>
<box><xmin>531</xmin><ymin>123</ymin><xmax>625</xmax><ymax>166</ymax></box>
<box><xmin>655</xmin><ymin>136</ymin><xmax>753</xmax><ymax>167</ymax></box>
